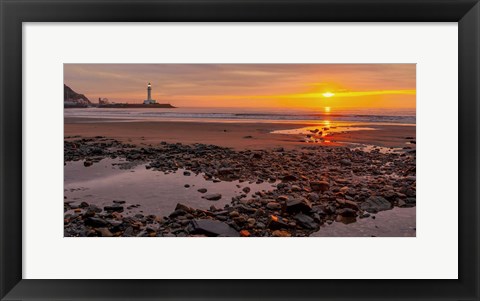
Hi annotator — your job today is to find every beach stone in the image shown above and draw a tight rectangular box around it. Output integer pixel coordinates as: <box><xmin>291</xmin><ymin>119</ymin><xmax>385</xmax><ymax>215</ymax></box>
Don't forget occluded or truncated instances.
<box><xmin>267</xmin><ymin>215</ymin><xmax>289</xmax><ymax>230</ymax></box>
<box><xmin>272</xmin><ymin>230</ymin><xmax>291</xmax><ymax>237</ymax></box>
<box><xmin>307</xmin><ymin>192</ymin><xmax>320</xmax><ymax>202</ymax></box>
<box><xmin>175</xmin><ymin>203</ymin><xmax>193</xmax><ymax>213</ymax></box>
<box><xmin>406</xmin><ymin>197</ymin><xmax>416</xmax><ymax>204</ymax></box>
<box><xmin>104</xmin><ymin>205</ymin><xmax>124</xmax><ymax>213</ymax></box>
<box><xmin>189</xmin><ymin>219</ymin><xmax>239</xmax><ymax>237</ymax></box>
<box><xmin>84</xmin><ymin>217</ymin><xmax>108</xmax><ymax>227</ymax></box>
<box><xmin>284</xmin><ymin>198</ymin><xmax>312</xmax><ymax>213</ymax></box>
<box><xmin>310</xmin><ymin>181</ymin><xmax>329</xmax><ymax>192</ymax></box>
<box><xmin>242</xmin><ymin>187</ymin><xmax>251</xmax><ymax>193</ymax></box>
<box><xmin>96</xmin><ymin>228</ymin><xmax>113</xmax><ymax>237</ymax></box>
<box><xmin>360</xmin><ymin>196</ymin><xmax>392</xmax><ymax>213</ymax></box>
<box><xmin>337</xmin><ymin>208</ymin><xmax>357</xmax><ymax>217</ymax></box>
<box><xmin>83</xmin><ymin>160</ymin><xmax>93</xmax><ymax>167</ymax></box>
<box><xmin>240</xmin><ymin>230</ymin><xmax>251</xmax><ymax>237</ymax></box>
<box><xmin>294</xmin><ymin>213</ymin><xmax>317</xmax><ymax>229</ymax></box>
<box><xmin>266</xmin><ymin>202</ymin><xmax>282</xmax><ymax>210</ymax></box>
<box><xmin>183</xmin><ymin>171</ymin><xmax>191</xmax><ymax>176</ymax></box>
<box><xmin>281</xmin><ymin>175</ymin><xmax>297</xmax><ymax>182</ymax></box>
<box><xmin>197</xmin><ymin>188</ymin><xmax>207</xmax><ymax>193</ymax></box>
<box><xmin>203</xmin><ymin>193</ymin><xmax>222</xmax><ymax>201</ymax></box>
<box><xmin>340</xmin><ymin>159</ymin><xmax>352</xmax><ymax>166</ymax></box>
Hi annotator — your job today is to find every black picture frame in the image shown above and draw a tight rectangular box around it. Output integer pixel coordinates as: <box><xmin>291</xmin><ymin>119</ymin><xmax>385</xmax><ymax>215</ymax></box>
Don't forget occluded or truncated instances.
<box><xmin>1</xmin><ymin>0</ymin><xmax>479</xmax><ymax>300</ymax></box>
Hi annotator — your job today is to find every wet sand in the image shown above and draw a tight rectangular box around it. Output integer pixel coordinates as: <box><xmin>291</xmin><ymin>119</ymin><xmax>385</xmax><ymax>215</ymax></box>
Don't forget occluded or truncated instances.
<box><xmin>64</xmin><ymin>118</ymin><xmax>415</xmax><ymax>150</ymax></box>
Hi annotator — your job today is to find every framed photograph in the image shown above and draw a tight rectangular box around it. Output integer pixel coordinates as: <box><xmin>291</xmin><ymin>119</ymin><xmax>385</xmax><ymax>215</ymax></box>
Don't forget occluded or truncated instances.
<box><xmin>1</xmin><ymin>0</ymin><xmax>479</xmax><ymax>300</ymax></box>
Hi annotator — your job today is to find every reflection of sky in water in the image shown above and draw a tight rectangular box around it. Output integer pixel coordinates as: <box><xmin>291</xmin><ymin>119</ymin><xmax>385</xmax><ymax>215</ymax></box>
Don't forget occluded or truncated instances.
<box><xmin>64</xmin><ymin>159</ymin><xmax>277</xmax><ymax>217</ymax></box>
<box><xmin>271</xmin><ymin>123</ymin><xmax>376</xmax><ymax>136</ymax></box>
<box><xmin>311</xmin><ymin>207</ymin><xmax>416</xmax><ymax>237</ymax></box>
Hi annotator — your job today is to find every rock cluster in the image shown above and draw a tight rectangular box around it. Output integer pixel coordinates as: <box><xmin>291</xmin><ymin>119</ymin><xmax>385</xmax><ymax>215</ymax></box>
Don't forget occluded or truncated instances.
<box><xmin>64</xmin><ymin>137</ymin><xmax>416</xmax><ymax>237</ymax></box>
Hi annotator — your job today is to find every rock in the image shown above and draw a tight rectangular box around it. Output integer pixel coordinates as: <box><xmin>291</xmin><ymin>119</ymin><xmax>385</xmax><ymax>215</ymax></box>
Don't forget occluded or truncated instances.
<box><xmin>96</xmin><ymin>228</ymin><xmax>113</xmax><ymax>237</ymax></box>
<box><xmin>197</xmin><ymin>188</ymin><xmax>207</xmax><ymax>193</ymax></box>
<box><xmin>282</xmin><ymin>175</ymin><xmax>297</xmax><ymax>182</ymax></box>
<box><xmin>83</xmin><ymin>160</ymin><xmax>93</xmax><ymax>167</ymax></box>
<box><xmin>337</xmin><ymin>208</ymin><xmax>357</xmax><ymax>217</ymax></box>
<box><xmin>294</xmin><ymin>213</ymin><xmax>318</xmax><ymax>229</ymax></box>
<box><xmin>175</xmin><ymin>203</ymin><xmax>193</xmax><ymax>213</ymax></box>
<box><xmin>104</xmin><ymin>205</ymin><xmax>124</xmax><ymax>213</ymax></box>
<box><xmin>405</xmin><ymin>197</ymin><xmax>416</xmax><ymax>204</ymax></box>
<box><xmin>340</xmin><ymin>159</ymin><xmax>352</xmax><ymax>166</ymax></box>
<box><xmin>307</xmin><ymin>192</ymin><xmax>319</xmax><ymax>202</ymax></box>
<box><xmin>183</xmin><ymin>171</ymin><xmax>191</xmax><ymax>176</ymax></box>
<box><xmin>242</xmin><ymin>187</ymin><xmax>251</xmax><ymax>193</ymax></box>
<box><xmin>272</xmin><ymin>230</ymin><xmax>291</xmax><ymax>237</ymax></box>
<box><xmin>266</xmin><ymin>202</ymin><xmax>282</xmax><ymax>210</ymax></box>
<box><xmin>310</xmin><ymin>181</ymin><xmax>329</xmax><ymax>192</ymax></box>
<box><xmin>113</xmin><ymin>200</ymin><xmax>126</xmax><ymax>204</ymax></box>
<box><xmin>84</xmin><ymin>217</ymin><xmax>108</xmax><ymax>227</ymax></box>
<box><xmin>267</xmin><ymin>215</ymin><xmax>289</xmax><ymax>230</ymax></box>
<box><xmin>336</xmin><ymin>199</ymin><xmax>359</xmax><ymax>210</ymax></box>
<box><xmin>284</xmin><ymin>198</ymin><xmax>312</xmax><ymax>213</ymax></box>
<box><xmin>218</xmin><ymin>168</ymin><xmax>234</xmax><ymax>175</ymax></box>
<box><xmin>243</xmin><ymin>135</ymin><xmax>253</xmax><ymax>139</ymax></box>
<box><xmin>184</xmin><ymin>184</ymin><xmax>190</xmax><ymax>188</ymax></box>
<box><xmin>240</xmin><ymin>230</ymin><xmax>251</xmax><ymax>237</ymax></box>
<box><xmin>202</xmin><ymin>193</ymin><xmax>222</xmax><ymax>201</ymax></box>
<box><xmin>229</xmin><ymin>210</ymin><xmax>240</xmax><ymax>218</ymax></box>
<box><xmin>360</xmin><ymin>196</ymin><xmax>392</xmax><ymax>213</ymax></box>
<box><xmin>189</xmin><ymin>219</ymin><xmax>239</xmax><ymax>237</ymax></box>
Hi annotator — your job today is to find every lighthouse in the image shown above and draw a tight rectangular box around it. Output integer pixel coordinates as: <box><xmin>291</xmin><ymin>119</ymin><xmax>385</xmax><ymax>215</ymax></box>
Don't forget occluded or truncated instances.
<box><xmin>143</xmin><ymin>82</ymin><xmax>157</xmax><ymax>104</ymax></box>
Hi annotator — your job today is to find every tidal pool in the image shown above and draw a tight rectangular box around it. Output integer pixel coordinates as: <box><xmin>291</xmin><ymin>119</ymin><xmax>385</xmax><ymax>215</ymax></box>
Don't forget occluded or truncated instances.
<box><xmin>311</xmin><ymin>207</ymin><xmax>416</xmax><ymax>237</ymax></box>
<box><xmin>64</xmin><ymin>158</ymin><xmax>278</xmax><ymax>217</ymax></box>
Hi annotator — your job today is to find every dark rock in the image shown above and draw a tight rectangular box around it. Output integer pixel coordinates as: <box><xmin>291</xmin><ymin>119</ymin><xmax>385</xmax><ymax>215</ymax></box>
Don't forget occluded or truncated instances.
<box><xmin>242</xmin><ymin>187</ymin><xmax>251</xmax><ymax>193</ymax></box>
<box><xmin>197</xmin><ymin>188</ymin><xmax>207</xmax><ymax>193</ymax></box>
<box><xmin>189</xmin><ymin>219</ymin><xmax>239</xmax><ymax>237</ymax></box>
<box><xmin>84</xmin><ymin>217</ymin><xmax>108</xmax><ymax>227</ymax></box>
<box><xmin>284</xmin><ymin>198</ymin><xmax>312</xmax><ymax>213</ymax></box>
<box><xmin>183</xmin><ymin>171</ymin><xmax>191</xmax><ymax>176</ymax></box>
<box><xmin>84</xmin><ymin>160</ymin><xmax>93</xmax><ymax>167</ymax></box>
<box><xmin>340</xmin><ymin>159</ymin><xmax>352</xmax><ymax>166</ymax></box>
<box><xmin>307</xmin><ymin>192</ymin><xmax>320</xmax><ymax>202</ymax></box>
<box><xmin>294</xmin><ymin>213</ymin><xmax>318</xmax><ymax>229</ymax></box>
<box><xmin>337</xmin><ymin>208</ymin><xmax>357</xmax><ymax>217</ymax></box>
<box><xmin>310</xmin><ymin>181</ymin><xmax>329</xmax><ymax>192</ymax></box>
<box><xmin>104</xmin><ymin>205</ymin><xmax>124</xmax><ymax>213</ymax></box>
<box><xmin>282</xmin><ymin>175</ymin><xmax>297</xmax><ymax>182</ymax></box>
<box><xmin>267</xmin><ymin>215</ymin><xmax>290</xmax><ymax>230</ymax></box>
<box><xmin>203</xmin><ymin>193</ymin><xmax>222</xmax><ymax>201</ymax></box>
<box><xmin>360</xmin><ymin>196</ymin><xmax>392</xmax><ymax>213</ymax></box>
<box><xmin>175</xmin><ymin>203</ymin><xmax>193</xmax><ymax>213</ymax></box>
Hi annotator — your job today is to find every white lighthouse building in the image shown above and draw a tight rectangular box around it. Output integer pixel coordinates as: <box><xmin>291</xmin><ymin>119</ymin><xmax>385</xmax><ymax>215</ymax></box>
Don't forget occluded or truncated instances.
<box><xmin>143</xmin><ymin>82</ymin><xmax>157</xmax><ymax>104</ymax></box>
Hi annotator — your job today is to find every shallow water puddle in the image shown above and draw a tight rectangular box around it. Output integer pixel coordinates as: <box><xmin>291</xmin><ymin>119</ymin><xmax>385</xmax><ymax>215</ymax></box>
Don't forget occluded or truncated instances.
<box><xmin>311</xmin><ymin>207</ymin><xmax>416</xmax><ymax>237</ymax></box>
<box><xmin>271</xmin><ymin>125</ymin><xmax>376</xmax><ymax>136</ymax></box>
<box><xmin>64</xmin><ymin>158</ymin><xmax>277</xmax><ymax>217</ymax></box>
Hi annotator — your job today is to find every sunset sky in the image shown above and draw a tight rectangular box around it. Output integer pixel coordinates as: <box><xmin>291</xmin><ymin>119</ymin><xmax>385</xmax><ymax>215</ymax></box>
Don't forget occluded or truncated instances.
<box><xmin>64</xmin><ymin>64</ymin><xmax>416</xmax><ymax>111</ymax></box>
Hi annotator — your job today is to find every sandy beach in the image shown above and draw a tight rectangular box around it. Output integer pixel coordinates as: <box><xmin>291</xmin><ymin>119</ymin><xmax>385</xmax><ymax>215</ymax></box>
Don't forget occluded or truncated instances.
<box><xmin>64</xmin><ymin>118</ymin><xmax>416</xmax><ymax>151</ymax></box>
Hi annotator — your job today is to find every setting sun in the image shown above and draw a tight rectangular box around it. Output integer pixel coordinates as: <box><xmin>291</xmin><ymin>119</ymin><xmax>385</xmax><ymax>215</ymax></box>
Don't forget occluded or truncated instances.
<box><xmin>325</xmin><ymin>106</ymin><xmax>331</xmax><ymax>113</ymax></box>
<box><xmin>322</xmin><ymin>92</ymin><xmax>335</xmax><ymax>98</ymax></box>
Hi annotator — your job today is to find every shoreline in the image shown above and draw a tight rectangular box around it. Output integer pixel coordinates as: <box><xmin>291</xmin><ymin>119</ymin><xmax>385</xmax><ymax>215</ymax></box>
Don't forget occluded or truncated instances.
<box><xmin>65</xmin><ymin>117</ymin><xmax>416</xmax><ymax>151</ymax></box>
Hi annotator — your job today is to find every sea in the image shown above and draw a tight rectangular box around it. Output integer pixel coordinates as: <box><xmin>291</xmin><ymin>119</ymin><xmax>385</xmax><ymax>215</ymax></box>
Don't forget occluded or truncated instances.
<box><xmin>64</xmin><ymin>107</ymin><xmax>416</xmax><ymax>125</ymax></box>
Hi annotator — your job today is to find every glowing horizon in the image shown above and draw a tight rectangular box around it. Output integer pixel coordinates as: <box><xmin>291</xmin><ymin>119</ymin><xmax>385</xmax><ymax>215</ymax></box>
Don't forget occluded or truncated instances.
<box><xmin>64</xmin><ymin>64</ymin><xmax>416</xmax><ymax>110</ymax></box>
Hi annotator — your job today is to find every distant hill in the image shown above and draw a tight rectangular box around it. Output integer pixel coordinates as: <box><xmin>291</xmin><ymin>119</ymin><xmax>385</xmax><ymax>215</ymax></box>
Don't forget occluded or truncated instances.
<box><xmin>64</xmin><ymin>84</ymin><xmax>91</xmax><ymax>104</ymax></box>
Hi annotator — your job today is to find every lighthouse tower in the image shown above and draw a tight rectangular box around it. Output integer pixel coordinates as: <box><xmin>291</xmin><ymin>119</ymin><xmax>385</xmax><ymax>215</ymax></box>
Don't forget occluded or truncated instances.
<box><xmin>143</xmin><ymin>82</ymin><xmax>157</xmax><ymax>104</ymax></box>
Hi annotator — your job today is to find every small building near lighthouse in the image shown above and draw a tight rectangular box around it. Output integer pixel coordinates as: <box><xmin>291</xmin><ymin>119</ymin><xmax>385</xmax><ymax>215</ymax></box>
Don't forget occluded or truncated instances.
<box><xmin>143</xmin><ymin>82</ymin><xmax>157</xmax><ymax>104</ymax></box>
